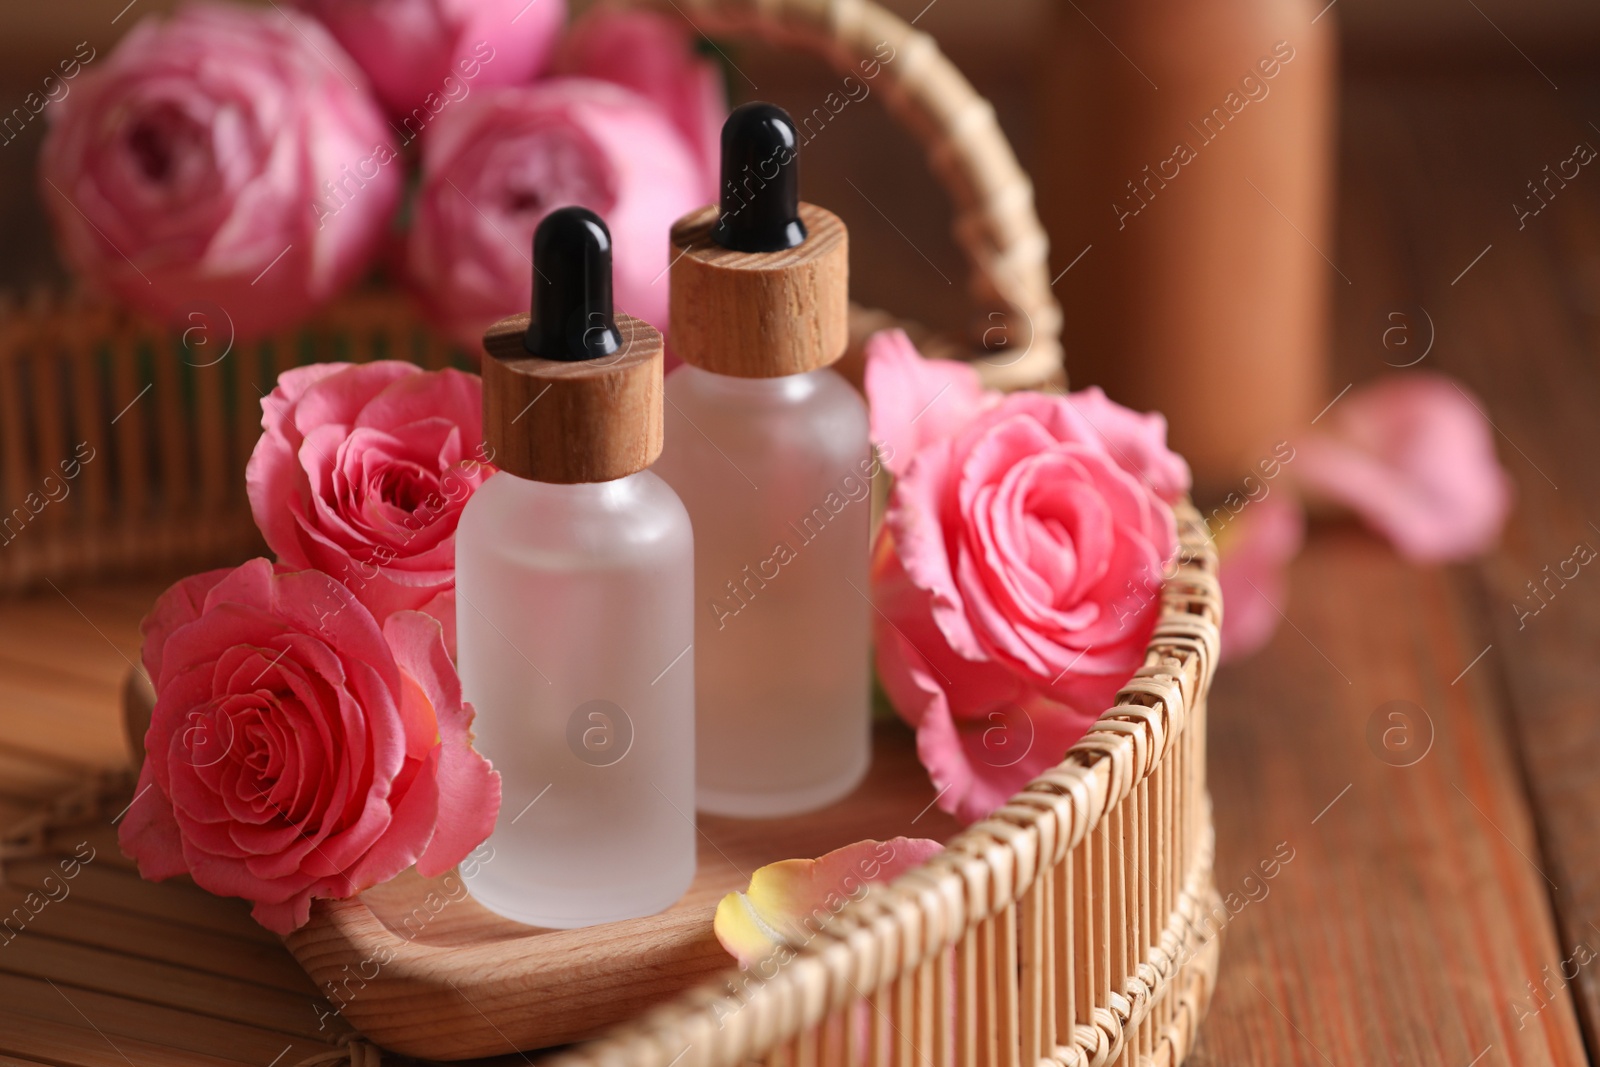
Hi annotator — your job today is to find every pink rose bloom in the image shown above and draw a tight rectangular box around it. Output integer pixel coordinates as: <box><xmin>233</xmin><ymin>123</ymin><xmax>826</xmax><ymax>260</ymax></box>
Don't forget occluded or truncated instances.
<box><xmin>866</xmin><ymin>330</ymin><xmax>1186</xmax><ymax>824</ymax></box>
<box><xmin>865</xmin><ymin>329</ymin><xmax>1191</xmax><ymax>502</ymax></box>
<box><xmin>40</xmin><ymin>2</ymin><xmax>400</xmax><ymax>340</ymax></box>
<box><xmin>405</xmin><ymin>79</ymin><xmax>705</xmax><ymax>348</ymax></box>
<box><xmin>119</xmin><ymin>560</ymin><xmax>500</xmax><ymax>933</ymax></box>
<box><xmin>1294</xmin><ymin>373</ymin><xmax>1513</xmax><ymax>562</ymax></box>
<box><xmin>551</xmin><ymin>7</ymin><xmax>726</xmax><ymax>195</ymax></box>
<box><xmin>246</xmin><ymin>361</ymin><xmax>492</xmax><ymax>651</ymax></box>
<box><xmin>294</xmin><ymin>0</ymin><xmax>566</xmax><ymax>118</ymax></box>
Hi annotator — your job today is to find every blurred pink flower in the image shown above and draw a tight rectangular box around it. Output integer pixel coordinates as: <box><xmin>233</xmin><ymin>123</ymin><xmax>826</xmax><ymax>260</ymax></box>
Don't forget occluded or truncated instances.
<box><xmin>1215</xmin><ymin>493</ymin><xmax>1305</xmax><ymax>662</ymax></box>
<box><xmin>121</xmin><ymin>559</ymin><xmax>500</xmax><ymax>934</ymax></box>
<box><xmin>1213</xmin><ymin>372</ymin><xmax>1512</xmax><ymax>663</ymax></box>
<box><xmin>405</xmin><ymin>79</ymin><xmax>704</xmax><ymax>348</ymax></box>
<box><xmin>295</xmin><ymin>0</ymin><xmax>566</xmax><ymax>119</ymax></box>
<box><xmin>40</xmin><ymin>1</ymin><xmax>399</xmax><ymax>340</ymax></box>
<box><xmin>865</xmin><ymin>330</ymin><xmax>1186</xmax><ymax>824</ymax></box>
<box><xmin>551</xmin><ymin>7</ymin><xmax>726</xmax><ymax>196</ymax></box>
<box><xmin>1295</xmin><ymin>373</ymin><xmax>1513</xmax><ymax>562</ymax></box>
<box><xmin>246</xmin><ymin>360</ymin><xmax>493</xmax><ymax>652</ymax></box>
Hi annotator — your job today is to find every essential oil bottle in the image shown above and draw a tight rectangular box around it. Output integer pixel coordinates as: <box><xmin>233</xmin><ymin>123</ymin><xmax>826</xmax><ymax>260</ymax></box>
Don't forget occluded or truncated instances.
<box><xmin>652</xmin><ymin>103</ymin><xmax>871</xmax><ymax>818</ymax></box>
<box><xmin>457</xmin><ymin>206</ymin><xmax>696</xmax><ymax>928</ymax></box>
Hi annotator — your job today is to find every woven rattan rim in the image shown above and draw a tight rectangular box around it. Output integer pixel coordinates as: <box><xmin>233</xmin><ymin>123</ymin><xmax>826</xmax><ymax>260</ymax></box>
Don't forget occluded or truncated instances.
<box><xmin>552</xmin><ymin>504</ymin><xmax>1221</xmax><ymax>1066</ymax></box>
<box><xmin>624</xmin><ymin>0</ymin><xmax>1065</xmax><ymax>391</ymax></box>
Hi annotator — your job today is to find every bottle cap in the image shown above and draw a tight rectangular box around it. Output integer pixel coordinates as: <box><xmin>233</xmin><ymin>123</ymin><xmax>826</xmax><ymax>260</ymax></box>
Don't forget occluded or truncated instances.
<box><xmin>670</xmin><ymin>102</ymin><xmax>848</xmax><ymax>379</ymax></box>
<box><xmin>482</xmin><ymin>207</ymin><xmax>663</xmax><ymax>484</ymax></box>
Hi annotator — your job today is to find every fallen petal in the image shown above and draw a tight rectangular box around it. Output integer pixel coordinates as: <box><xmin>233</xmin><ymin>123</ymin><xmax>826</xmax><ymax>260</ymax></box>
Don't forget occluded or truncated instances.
<box><xmin>714</xmin><ymin>837</ymin><xmax>943</xmax><ymax>967</ymax></box>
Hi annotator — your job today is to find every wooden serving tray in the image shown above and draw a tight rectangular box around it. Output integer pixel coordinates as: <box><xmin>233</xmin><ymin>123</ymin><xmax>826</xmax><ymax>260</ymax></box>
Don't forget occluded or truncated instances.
<box><xmin>124</xmin><ymin>675</ymin><xmax>959</xmax><ymax>1060</ymax></box>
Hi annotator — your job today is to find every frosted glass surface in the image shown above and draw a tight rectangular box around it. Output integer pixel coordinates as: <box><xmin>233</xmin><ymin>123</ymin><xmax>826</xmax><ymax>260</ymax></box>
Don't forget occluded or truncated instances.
<box><xmin>654</xmin><ymin>364</ymin><xmax>871</xmax><ymax>817</ymax></box>
<box><xmin>455</xmin><ymin>470</ymin><xmax>696</xmax><ymax>928</ymax></box>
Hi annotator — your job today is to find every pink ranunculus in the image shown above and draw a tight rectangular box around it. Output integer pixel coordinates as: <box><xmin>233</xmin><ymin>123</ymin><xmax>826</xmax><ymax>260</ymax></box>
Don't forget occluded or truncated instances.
<box><xmin>245</xmin><ymin>361</ymin><xmax>492</xmax><ymax>650</ymax></box>
<box><xmin>40</xmin><ymin>2</ymin><xmax>400</xmax><ymax>341</ymax></box>
<box><xmin>865</xmin><ymin>330</ymin><xmax>1186</xmax><ymax>825</ymax></box>
<box><xmin>119</xmin><ymin>560</ymin><xmax>501</xmax><ymax>934</ymax></box>
<box><xmin>405</xmin><ymin>78</ymin><xmax>705</xmax><ymax>349</ymax></box>
<box><xmin>551</xmin><ymin>7</ymin><xmax>726</xmax><ymax>196</ymax></box>
<box><xmin>1293</xmin><ymin>373</ymin><xmax>1513</xmax><ymax>563</ymax></box>
<box><xmin>294</xmin><ymin>0</ymin><xmax>566</xmax><ymax>119</ymax></box>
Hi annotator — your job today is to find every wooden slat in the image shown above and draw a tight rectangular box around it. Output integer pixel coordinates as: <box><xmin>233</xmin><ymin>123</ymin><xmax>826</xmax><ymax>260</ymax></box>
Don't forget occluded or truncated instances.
<box><xmin>0</xmin><ymin>974</ymin><xmax>341</xmax><ymax>1064</ymax></box>
<box><xmin>0</xmin><ymin>932</ymin><xmax>332</xmax><ymax>1039</ymax></box>
<box><xmin>1374</xmin><ymin>79</ymin><xmax>1600</xmax><ymax>1054</ymax></box>
<box><xmin>0</xmin><ymin>889</ymin><xmax>314</xmax><ymax>994</ymax></box>
<box><xmin>1186</xmin><ymin>71</ymin><xmax>1600</xmax><ymax>1067</ymax></box>
<box><xmin>0</xmin><ymin>1007</ymin><xmax>284</xmax><ymax>1067</ymax></box>
<box><xmin>2</xmin><ymin>857</ymin><xmax>281</xmax><ymax>945</ymax></box>
<box><xmin>1189</xmin><ymin>539</ymin><xmax>1588</xmax><ymax>1067</ymax></box>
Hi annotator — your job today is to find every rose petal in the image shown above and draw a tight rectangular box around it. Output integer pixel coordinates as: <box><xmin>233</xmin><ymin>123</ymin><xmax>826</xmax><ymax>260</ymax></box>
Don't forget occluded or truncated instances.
<box><xmin>1293</xmin><ymin>373</ymin><xmax>1513</xmax><ymax>562</ymax></box>
<box><xmin>863</xmin><ymin>329</ymin><xmax>991</xmax><ymax>478</ymax></box>
<box><xmin>1216</xmin><ymin>493</ymin><xmax>1306</xmax><ymax>662</ymax></box>
<box><xmin>117</xmin><ymin>760</ymin><xmax>189</xmax><ymax>881</ymax></box>
<box><xmin>383</xmin><ymin>612</ymin><xmax>500</xmax><ymax>879</ymax></box>
<box><xmin>714</xmin><ymin>837</ymin><xmax>943</xmax><ymax>967</ymax></box>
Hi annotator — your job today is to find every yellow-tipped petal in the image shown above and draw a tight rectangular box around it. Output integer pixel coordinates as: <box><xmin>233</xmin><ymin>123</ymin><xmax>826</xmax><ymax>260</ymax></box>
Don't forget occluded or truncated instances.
<box><xmin>713</xmin><ymin>837</ymin><xmax>943</xmax><ymax>967</ymax></box>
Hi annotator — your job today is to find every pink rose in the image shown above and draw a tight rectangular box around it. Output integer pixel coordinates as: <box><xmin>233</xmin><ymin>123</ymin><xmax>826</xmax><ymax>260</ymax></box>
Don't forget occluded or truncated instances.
<box><xmin>1294</xmin><ymin>373</ymin><xmax>1513</xmax><ymax>562</ymax></box>
<box><xmin>294</xmin><ymin>0</ymin><xmax>566</xmax><ymax>118</ymax></box>
<box><xmin>119</xmin><ymin>560</ymin><xmax>500</xmax><ymax>933</ymax></box>
<box><xmin>245</xmin><ymin>360</ymin><xmax>491</xmax><ymax>650</ymax></box>
<box><xmin>405</xmin><ymin>79</ymin><xmax>706</xmax><ymax>347</ymax></box>
<box><xmin>865</xmin><ymin>329</ymin><xmax>1190</xmax><ymax>501</ymax></box>
<box><xmin>40</xmin><ymin>2</ymin><xmax>400</xmax><ymax>340</ymax></box>
<box><xmin>551</xmin><ymin>7</ymin><xmax>727</xmax><ymax>195</ymax></box>
<box><xmin>866</xmin><ymin>330</ymin><xmax>1185</xmax><ymax>824</ymax></box>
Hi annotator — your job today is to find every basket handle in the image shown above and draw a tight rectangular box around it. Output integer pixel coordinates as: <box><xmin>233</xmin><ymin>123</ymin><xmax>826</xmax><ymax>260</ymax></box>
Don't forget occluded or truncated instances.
<box><xmin>624</xmin><ymin>0</ymin><xmax>1064</xmax><ymax>390</ymax></box>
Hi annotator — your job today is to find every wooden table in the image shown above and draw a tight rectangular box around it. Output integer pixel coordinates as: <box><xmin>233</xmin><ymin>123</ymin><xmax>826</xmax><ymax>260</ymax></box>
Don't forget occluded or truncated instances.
<box><xmin>4</xmin><ymin>72</ymin><xmax>1600</xmax><ymax>1066</ymax></box>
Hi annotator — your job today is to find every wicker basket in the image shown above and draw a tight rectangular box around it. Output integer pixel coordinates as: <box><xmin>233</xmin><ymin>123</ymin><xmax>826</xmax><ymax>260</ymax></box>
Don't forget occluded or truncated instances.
<box><xmin>0</xmin><ymin>0</ymin><xmax>1221</xmax><ymax>1063</ymax></box>
<box><xmin>546</xmin><ymin>507</ymin><xmax>1222</xmax><ymax>1067</ymax></box>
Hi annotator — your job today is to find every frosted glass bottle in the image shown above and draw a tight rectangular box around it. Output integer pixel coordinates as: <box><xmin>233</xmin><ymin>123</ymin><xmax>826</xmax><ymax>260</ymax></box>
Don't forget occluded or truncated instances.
<box><xmin>456</xmin><ymin>470</ymin><xmax>696</xmax><ymax>928</ymax></box>
<box><xmin>654</xmin><ymin>364</ymin><xmax>871</xmax><ymax>816</ymax></box>
<box><xmin>455</xmin><ymin>205</ymin><xmax>695</xmax><ymax>929</ymax></box>
<box><xmin>662</xmin><ymin>102</ymin><xmax>870</xmax><ymax>817</ymax></box>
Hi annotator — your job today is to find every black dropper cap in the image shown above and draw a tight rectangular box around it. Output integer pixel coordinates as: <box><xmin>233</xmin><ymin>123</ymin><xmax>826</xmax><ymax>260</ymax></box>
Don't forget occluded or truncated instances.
<box><xmin>713</xmin><ymin>102</ymin><xmax>807</xmax><ymax>253</ymax></box>
<box><xmin>523</xmin><ymin>206</ymin><xmax>623</xmax><ymax>361</ymax></box>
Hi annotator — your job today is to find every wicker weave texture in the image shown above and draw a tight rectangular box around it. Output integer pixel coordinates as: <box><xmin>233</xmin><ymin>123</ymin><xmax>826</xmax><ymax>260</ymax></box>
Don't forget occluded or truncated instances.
<box><xmin>551</xmin><ymin>509</ymin><xmax>1221</xmax><ymax>1067</ymax></box>
<box><xmin>0</xmin><ymin>292</ymin><xmax>459</xmax><ymax>593</ymax></box>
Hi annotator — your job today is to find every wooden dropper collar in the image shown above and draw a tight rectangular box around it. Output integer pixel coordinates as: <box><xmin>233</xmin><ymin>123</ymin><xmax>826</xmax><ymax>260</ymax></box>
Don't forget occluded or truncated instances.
<box><xmin>668</xmin><ymin>102</ymin><xmax>849</xmax><ymax>379</ymax></box>
<box><xmin>480</xmin><ymin>207</ymin><xmax>664</xmax><ymax>485</ymax></box>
